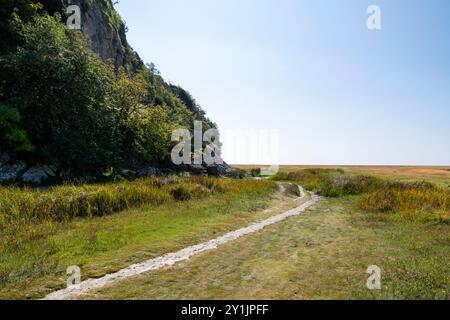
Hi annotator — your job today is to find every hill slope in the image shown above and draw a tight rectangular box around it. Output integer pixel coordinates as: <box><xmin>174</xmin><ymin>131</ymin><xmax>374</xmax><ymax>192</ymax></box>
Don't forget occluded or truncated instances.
<box><xmin>0</xmin><ymin>0</ymin><xmax>222</xmax><ymax>184</ymax></box>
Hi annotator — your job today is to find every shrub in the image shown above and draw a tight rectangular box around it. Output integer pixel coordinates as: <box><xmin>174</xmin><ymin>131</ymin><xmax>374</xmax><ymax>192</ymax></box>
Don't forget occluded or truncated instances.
<box><xmin>0</xmin><ymin>103</ymin><xmax>33</xmax><ymax>152</ymax></box>
<box><xmin>250</xmin><ymin>168</ymin><xmax>261</xmax><ymax>177</ymax></box>
<box><xmin>228</xmin><ymin>169</ymin><xmax>246</xmax><ymax>179</ymax></box>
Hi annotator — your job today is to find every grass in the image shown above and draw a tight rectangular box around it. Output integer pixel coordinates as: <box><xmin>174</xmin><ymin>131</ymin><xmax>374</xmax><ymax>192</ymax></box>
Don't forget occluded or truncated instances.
<box><xmin>81</xmin><ymin>196</ymin><xmax>449</xmax><ymax>300</ymax></box>
<box><xmin>237</xmin><ymin>165</ymin><xmax>450</xmax><ymax>186</ymax></box>
<box><xmin>0</xmin><ymin>176</ymin><xmax>234</xmax><ymax>226</ymax></box>
<box><xmin>272</xmin><ymin>169</ymin><xmax>449</xmax><ymax>223</ymax></box>
<box><xmin>2</xmin><ymin>167</ymin><xmax>449</xmax><ymax>300</ymax></box>
<box><xmin>271</xmin><ymin>169</ymin><xmax>383</xmax><ymax>197</ymax></box>
<box><xmin>359</xmin><ymin>182</ymin><xmax>449</xmax><ymax>223</ymax></box>
<box><xmin>0</xmin><ymin>177</ymin><xmax>278</xmax><ymax>299</ymax></box>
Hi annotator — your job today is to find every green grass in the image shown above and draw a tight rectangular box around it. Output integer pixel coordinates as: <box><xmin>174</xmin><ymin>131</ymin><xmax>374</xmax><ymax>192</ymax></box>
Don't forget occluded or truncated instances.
<box><xmin>81</xmin><ymin>197</ymin><xmax>449</xmax><ymax>300</ymax></box>
<box><xmin>0</xmin><ymin>176</ymin><xmax>235</xmax><ymax>226</ymax></box>
<box><xmin>0</xmin><ymin>178</ymin><xmax>278</xmax><ymax>299</ymax></box>
<box><xmin>272</xmin><ymin>169</ymin><xmax>449</xmax><ymax>223</ymax></box>
<box><xmin>271</xmin><ymin>169</ymin><xmax>384</xmax><ymax>197</ymax></box>
<box><xmin>2</xmin><ymin>168</ymin><xmax>449</xmax><ymax>300</ymax></box>
<box><xmin>359</xmin><ymin>182</ymin><xmax>449</xmax><ymax>223</ymax></box>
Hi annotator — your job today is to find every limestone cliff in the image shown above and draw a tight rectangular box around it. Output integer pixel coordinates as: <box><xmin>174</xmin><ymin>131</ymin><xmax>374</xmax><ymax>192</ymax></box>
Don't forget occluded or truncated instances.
<box><xmin>64</xmin><ymin>0</ymin><xmax>143</xmax><ymax>71</ymax></box>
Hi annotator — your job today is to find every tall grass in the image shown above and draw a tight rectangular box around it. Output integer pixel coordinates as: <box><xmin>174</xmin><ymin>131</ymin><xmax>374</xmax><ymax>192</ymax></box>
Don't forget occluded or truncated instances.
<box><xmin>273</xmin><ymin>169</ymin><xmax>450</xmax><ymax>223</ymax></box>
<box><xmin>0</xmin><ymin>177</ymin><xmax>276</xmax><ymax>297</ymax></box>
<box><xmin>271</xmin><ymin>169</ymin><xmax>383</xmax><ymax>197</ymax></box>
<box><xmin>359</xmin><ymin>182</ymin><xmax>450</xmax><ymax>223</ymax></box>
<box><xmin>0</xmin><ymin>177</ymin><xmax>274</xmax><ymax>228</ymax></box>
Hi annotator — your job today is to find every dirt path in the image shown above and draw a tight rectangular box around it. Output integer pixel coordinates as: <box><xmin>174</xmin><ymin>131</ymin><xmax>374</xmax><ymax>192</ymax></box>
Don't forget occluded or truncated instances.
<box><xmin>44</xmin><ymin>185</ymin><xmax>319</xmax><ymax>300</ymax></box>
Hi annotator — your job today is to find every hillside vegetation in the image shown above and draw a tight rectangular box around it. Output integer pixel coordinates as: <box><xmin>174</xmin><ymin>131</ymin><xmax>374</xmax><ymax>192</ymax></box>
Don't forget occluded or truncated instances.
<box><xmin>0</xmin><ymin>1</ymin><xmax>214</xmax><ymax>177</ymax></box>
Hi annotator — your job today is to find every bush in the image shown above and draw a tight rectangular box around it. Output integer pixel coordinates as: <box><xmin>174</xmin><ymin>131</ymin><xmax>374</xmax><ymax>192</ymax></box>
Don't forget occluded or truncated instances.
<box><xmin>250</xmin><ymin>168</ymin><xmax>261</xmax><ymax>177</ymax></box>
<box><xmin>0</xmin><ymin>103</ymin><xmax>33</xmax><ymax>152</ymax></box>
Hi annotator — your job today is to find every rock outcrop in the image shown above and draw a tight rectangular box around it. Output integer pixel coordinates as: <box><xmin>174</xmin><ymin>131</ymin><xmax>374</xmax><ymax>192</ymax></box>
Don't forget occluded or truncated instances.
<box><xmin>0</xmin><ymin>1</ymin><xmax>238</xmax><ymax>185</ymax></box>
<box><xmin>0</xmin><ymin>163</ymin><xmax>27</xmax><ymax>183</ymax></box>
<box><xmin>22</xmin><ymin>165</ymin><xmax>58</xmax><ymax>183</ymax></box>
<box><xmin>64</xmin><ymin>0</ymin><xmax>143</xmax><ymax>72</ymax></box>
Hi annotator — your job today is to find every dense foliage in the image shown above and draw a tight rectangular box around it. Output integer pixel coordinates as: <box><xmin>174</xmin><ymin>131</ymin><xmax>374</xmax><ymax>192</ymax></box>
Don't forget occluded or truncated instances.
<box><xmin>0</xmin><ymin>2</ymin><xmax>215</xmax><ymax>174</ymax></box>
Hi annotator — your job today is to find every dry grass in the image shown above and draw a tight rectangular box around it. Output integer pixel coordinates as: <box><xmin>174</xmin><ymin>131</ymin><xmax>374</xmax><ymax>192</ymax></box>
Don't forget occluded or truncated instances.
<box><xmin>81</xmin><ymin>197</ymin><xmax>449</xmax><ymax>300</ymax></box>
<box><xmin>236</xmin><ymin>165</ymin><xmax>450</xmax><ymax>185</ymax></box>
<box><xmin>271</xmin><ymin>169</ymin><xmax>450</xmax><ymax>223</ymax></box>
<box><xmin>0</xmin><ymin>177</ymin><xmax>278</xmax><ymax>299</ymax></box>
<box><xmin>359</xmin><ymin>183</ymin><xmax>450</xmax><ymax>223</ymax></box>
<box><xmin>0</xmin><ymin>176</ymin><xmax>240</xmax><ymax>227</ymax></box>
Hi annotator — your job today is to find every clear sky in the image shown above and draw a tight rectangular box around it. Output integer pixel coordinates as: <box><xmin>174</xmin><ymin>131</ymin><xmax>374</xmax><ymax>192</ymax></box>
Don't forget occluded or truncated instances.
<box><xmin>116</xmin><ymin>0</ymin><xmax>450</xmax><ymax>165</ymax></box>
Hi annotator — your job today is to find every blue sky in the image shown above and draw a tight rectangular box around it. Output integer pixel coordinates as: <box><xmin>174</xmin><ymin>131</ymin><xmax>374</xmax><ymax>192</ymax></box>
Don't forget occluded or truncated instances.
<box><xmin>116</xmin><ymin>0</ymin><xmax>450</xmax><ymax>165</ymax></box>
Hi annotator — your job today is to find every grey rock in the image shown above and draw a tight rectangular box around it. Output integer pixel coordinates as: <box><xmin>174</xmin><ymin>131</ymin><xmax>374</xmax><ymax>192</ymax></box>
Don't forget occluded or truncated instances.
<box><xmin>0</xmin><ymin>163</ymin><xmax>26</xmax><ymax>183</ymax></box>
<box><xmin>185</xmin><ymin>164</ymin><xmax>207</xmax><ymax>175</ymax></box>
<box><xmin>206</xmin><ymin>162</ymin><xmax>237</xmax><ymax>177</ymax></box>
<box><xmin>64</xmin><ymin>0</ymin><xmax>142</xmax><ymax>71</ymax></box>
<box><xmin>136</xmin><ymin>167</ymin><xmax>162</xmax><ymax>178</ymax></box>
<box><xmin>22</xmin><ymin>165</ymin><xmax>58</xmax><ymax>184</ymax></box>
<box><xmin>120</xmin><ymin>169</ymin><xmax>136</xmax><ymax>176</ymax></box>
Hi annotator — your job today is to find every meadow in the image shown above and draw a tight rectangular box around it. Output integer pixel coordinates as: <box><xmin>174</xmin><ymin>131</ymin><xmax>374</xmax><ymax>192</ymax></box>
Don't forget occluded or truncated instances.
<box><xmin>1</xmin><ymin>166</ymin><xmax>449</xmax><ymax>300</ymax></box>
<box><xmin>270</xmin><ymin>168</ymin><xmax>449</xmax><ymax>223</ymax></box>
<box><xmin>83</xmin><ymin>167</ymin><xmax>448</xmax><ymax>300</ymax></box>
<box><xmin>0</xmin><ymin>177</ymin><xmax>278</xmax><ymax>299</ymax></box>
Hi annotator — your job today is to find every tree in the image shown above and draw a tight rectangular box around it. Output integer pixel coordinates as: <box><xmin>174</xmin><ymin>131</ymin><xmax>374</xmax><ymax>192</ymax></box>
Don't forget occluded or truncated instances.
<box><xmin>0</xmin><ymin>103</ymin><xmax>33</xmax><ymax>153</ymax></box>
<box><xmin>0</xmin><ymin>0</ymin><xmax>64</xmax><ymax>53</ymax></box>
<box><xmin>0</xmin><ymin>14</ymin><xmax>119</xmax><ymax>172</ymax></box>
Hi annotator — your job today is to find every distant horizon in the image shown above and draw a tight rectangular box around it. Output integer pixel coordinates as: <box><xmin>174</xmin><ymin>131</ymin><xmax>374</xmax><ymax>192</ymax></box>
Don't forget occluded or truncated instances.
<box><xmin>232</xmin><ymin>164</ymin><xmax>450</xmax><ymax>167</ymax></box>
<box><xmin>117</xmin><ymin>0</ymin><xmax>450</xmax><ymax>166</ymax></box>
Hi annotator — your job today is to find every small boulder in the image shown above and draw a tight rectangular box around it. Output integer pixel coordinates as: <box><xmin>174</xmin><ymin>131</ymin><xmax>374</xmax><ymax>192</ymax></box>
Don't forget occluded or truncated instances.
<box><xmin>120</xmin><ymin>169</ymin><xmax>136</xmax><ymax>177</ymax></box>
<box><xmin>0</xmin><ymin>163</ymin><xmax>27</xmax><ymax>183</ymax></box>
<box><xmin>22</xmin><ymin>165</ymin><xmax>58</xmax><ymax>184</ymax></box>
<box><xmin>185</xmin><ymin>164</ymin><xmax>207</xmax><ymax>175</ymax></box>
<box><xmin>206</xmin><ymin>162</ymin><xmax>237</xmax><ymax>177</ymax></box>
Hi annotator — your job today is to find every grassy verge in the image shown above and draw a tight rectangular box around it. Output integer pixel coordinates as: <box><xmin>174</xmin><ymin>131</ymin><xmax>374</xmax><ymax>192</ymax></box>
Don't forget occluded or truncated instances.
<box><xmin>0</xmin><ymin>178</ymin><xmax>278</xmax><ymax>299</ymax></box>
<box><xmin>81</xmin><ymin>196</ymin><xmax>449</xmax><ymax>300</ymax></box>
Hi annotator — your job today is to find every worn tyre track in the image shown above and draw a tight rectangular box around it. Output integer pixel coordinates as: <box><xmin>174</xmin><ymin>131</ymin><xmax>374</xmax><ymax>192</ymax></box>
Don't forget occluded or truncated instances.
<box><xmin>44</xmin><ymin>185</ymin><xmax>319</xmax><ymax>300</ymax></box>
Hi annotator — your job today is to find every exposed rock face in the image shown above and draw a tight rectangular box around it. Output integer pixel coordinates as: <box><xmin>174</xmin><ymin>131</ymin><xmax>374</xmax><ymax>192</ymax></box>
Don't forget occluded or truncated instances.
<box><xmin>0</xmin><ymin>2</ymin><xmax>236</xmax><ymax>185</ymax></box>
<box><xmin>64</xmin><ymin>0</ymin><xmax>142</xmax><ymax>71</ymax></box>
<box><xmin>182</xmin><ymin>162</ymin><xmax>240</xmax><ymax>177</ymax></box>
<box><xmin>207</xmin><ymin>163</ymin><xmax>234</xmax><ymax>177</ymax></box>
<box><xmin>22</xmin><ymin>165</ymin><xmax>58</xmax><ymax>183</ymax></box>
<box><xmin>136</xmin><ymin>166</ymin><xmax>163</xmax><ymax>178</ymax></box>
<box><xmin>0</xmin><ymin>153</ymin><xmax>59</xmax><ymax>184</ymax></box>
<box><xmin>0</xmin><ymin>162</ymin><xmax>27</xmax><ymax>183</ymax></box>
